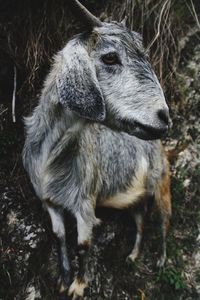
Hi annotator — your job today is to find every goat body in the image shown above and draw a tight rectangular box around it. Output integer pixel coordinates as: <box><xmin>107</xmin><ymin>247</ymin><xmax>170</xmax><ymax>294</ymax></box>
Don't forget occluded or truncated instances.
<box><xmin>24</xmin><ymin>104</ymin><xmax>167</xmax><ymax>211</ymax></box>
<box><xmin>23</xmin><ymin>15</ymin><xmax>171</xmax><ymax>299</ymax></box>
<box><xmin>23</xmin><ymin>85</ymin><xmax>171</xmax><ymax>298</ymax></box>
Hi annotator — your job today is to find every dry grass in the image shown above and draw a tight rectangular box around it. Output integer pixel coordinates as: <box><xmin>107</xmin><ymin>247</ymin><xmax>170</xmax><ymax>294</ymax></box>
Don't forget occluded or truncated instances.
<box><xmin>105</xmin><ymin>0</ymin><xmax>199</xmax><ymax>89</ymax></box>
<box><xmin>0</xmin><ymin>0</ymin><xmax>199</xmax><ymax>107</ymax></box>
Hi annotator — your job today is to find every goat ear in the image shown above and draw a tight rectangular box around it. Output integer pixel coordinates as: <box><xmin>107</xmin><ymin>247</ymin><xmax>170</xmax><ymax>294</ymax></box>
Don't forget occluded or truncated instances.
<box><xmin>56</xmin><ymin>40</ymin><xmax>105</xmax><ymax>122</ymax></box>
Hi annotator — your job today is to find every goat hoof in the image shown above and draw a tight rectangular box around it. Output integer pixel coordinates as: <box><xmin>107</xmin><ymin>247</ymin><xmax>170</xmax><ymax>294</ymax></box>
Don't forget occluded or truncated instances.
<box><xmin>58</xmin><ymin>275</ymin><xmax>70</xmax><ymax>295</ymax></box>
<box><xmin>157</xmin><ymin>255</ymin><xmax>166</xmax><ymax>268</ymax></box>
<box><xmin>126</xmin><ymin>254</ymin><xmax>137</xmax><ymax>269</ymax></box>
<box><xmin>126</xmin><ymin>252</ymin><xmax>138</xmax><ymax>264</ymax></box>
<box><xmin>68</xmin><ymin>278</ymin><xmax>87</xmax><ymax>300</ymax></box>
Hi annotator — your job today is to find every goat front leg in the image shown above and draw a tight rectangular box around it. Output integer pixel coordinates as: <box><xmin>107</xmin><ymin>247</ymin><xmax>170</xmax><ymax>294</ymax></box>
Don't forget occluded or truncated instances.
<box><xmin>68</xmin><ymin>203</ymin><xmax>100</xmax><ymax>300</ymax></box>
<box><xmin>47</xmin><ymin>205</ymin><xmax>71</xmax><ymax>295</ymax></box>
<box><xmin>126</xmin><ymin>207</ymin><xmax>145</xmax><ymax>264</ymax></box>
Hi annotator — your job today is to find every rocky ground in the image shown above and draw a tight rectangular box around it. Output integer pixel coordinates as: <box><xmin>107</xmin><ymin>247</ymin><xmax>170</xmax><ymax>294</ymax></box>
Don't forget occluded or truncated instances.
<box><xmin>0</xmin><ymin>28</ymin><xmax>200</xmax><ymax>300</ymax></box>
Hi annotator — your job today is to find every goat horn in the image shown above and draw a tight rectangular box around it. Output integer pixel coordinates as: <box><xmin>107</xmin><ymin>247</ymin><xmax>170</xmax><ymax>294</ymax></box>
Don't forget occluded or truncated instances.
<box><xmin>121</xmin><ymin>15</ymin><xmax>128</xmax><ymax>27</ymax></box>
<box><xmin>68</xmin><ymin>0</ymin><xmax>102</xmax><ymax>28</ymax></box>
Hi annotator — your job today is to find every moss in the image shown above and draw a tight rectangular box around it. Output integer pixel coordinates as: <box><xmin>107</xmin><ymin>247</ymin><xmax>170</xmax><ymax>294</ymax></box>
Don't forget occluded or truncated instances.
<box><xmin>156</xmin><ymin>267</ymin><xmax>186</xmax><ymax>291</ymax></box>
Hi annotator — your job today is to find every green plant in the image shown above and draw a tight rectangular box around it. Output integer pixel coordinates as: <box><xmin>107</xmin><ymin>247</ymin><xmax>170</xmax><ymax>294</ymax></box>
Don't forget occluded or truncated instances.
<box><xmin>156</xmin><ymin>267</ymin><xmax>186</xmax><ymax>290</ymax></box>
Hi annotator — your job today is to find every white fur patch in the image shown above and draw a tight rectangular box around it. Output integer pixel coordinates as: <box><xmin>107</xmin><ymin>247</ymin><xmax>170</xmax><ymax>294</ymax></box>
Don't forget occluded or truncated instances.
<box><xmin>100</xmin><ymin>157</ymin><xmax>148</xmax><ymax>209</ymax></box>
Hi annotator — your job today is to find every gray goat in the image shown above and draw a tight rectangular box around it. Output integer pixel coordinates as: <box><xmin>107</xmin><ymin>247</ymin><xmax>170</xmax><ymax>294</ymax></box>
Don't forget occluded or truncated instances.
<box><xmin>23</xmin><ymin>0</ymin><xmax>171</xmax><ymax>298</ymax></box>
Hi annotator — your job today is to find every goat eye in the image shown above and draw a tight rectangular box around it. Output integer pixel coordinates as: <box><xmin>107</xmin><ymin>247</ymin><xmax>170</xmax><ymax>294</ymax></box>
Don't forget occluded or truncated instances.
<box><xmin>101</xmin><ymin>53</ymin><xmax>120</xmax><ymax>65</ymax></box>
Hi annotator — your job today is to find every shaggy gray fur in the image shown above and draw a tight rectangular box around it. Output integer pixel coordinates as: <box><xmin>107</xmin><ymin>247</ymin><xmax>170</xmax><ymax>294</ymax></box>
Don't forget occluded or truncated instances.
<box><xmin>23</xmin><ymin>21</ymin><xmax>170</xmax><ymax>295</ymax></box>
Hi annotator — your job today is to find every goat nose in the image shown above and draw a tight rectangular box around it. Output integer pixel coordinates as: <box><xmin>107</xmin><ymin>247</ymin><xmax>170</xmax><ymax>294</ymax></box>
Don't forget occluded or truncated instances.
<box><xmin>157</xmin><ymin>109</ymin><xmax>169</xmax><ymax>126</ymax></box>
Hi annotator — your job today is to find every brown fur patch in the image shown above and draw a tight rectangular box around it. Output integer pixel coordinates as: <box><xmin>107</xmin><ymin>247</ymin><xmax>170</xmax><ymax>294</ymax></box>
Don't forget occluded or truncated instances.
<box><xmin>44</xmin><ymin>198</ymin><xmax>60</xmax><ymax>208</ymax></box>
<box><xmin>78</xmin><ymin>241</ymin><xmax>90</xmax><ymax>253</ymax></box>
<box><xmin>155</xmin><ymin>156</ymin><xmax>172</xmax><ymax>217</ymax></box>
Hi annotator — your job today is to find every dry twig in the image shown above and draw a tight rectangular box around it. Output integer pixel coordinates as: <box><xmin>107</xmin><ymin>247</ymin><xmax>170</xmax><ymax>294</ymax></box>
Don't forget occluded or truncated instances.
<box><xmin>12</xmin><ymin>65</ymin><xmax>17</xmax><ymax>123</ymax></box>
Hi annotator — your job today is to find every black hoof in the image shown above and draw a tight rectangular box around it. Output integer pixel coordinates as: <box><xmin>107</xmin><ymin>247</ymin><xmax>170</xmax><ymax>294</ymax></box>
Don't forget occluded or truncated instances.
<box><xmin>58</xmin><ymin>273</ymin><xmax>71</xmax><ymax>295</ymax></box>
<box><xmin>126</xmin><ymin>255</ymin><xmax>137</xmax><ymax>270</ymax></box>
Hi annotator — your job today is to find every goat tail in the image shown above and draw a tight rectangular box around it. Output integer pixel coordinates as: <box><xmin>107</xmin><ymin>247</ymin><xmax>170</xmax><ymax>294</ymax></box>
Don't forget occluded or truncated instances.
<box><xmin>165</xmin><ymin>139</ymin><xmax>191</xmax><ymax>164</ymax></box>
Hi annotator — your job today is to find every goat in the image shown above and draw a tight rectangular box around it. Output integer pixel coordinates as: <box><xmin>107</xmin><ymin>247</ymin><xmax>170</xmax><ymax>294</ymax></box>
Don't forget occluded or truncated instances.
<box><xmin>23</xmin><ymin>1</ymin><xmax>171</xmax><ymax>298</ymax></box>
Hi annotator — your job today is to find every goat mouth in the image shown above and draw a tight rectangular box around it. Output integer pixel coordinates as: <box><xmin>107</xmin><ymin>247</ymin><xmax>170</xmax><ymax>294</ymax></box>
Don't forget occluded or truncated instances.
<box><xmin>121</xmin><ymin>120</ymin><xmax>168</xmax><ymax>140</ymax></box>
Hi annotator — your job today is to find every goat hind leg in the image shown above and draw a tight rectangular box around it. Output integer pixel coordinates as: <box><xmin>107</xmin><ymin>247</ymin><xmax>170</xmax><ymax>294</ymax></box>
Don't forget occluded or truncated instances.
<box><xmin>157</xmin><ymin>213</ymin><xmax>170</xmax><ymax>267</ymax></box>
<box><xmin>155</xmin><ymin>170</ymin><xmax>172</xmax><ymax>267</ymax></box>
<box><xmin>127</xmin><ymin>208</ymin><xmax>144</xmax><ymax>264</ymax></box>
<box><xmin>47</xmin><ymin>205</ymin><xmax>71</xmax><ymax>294</ymax></box>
